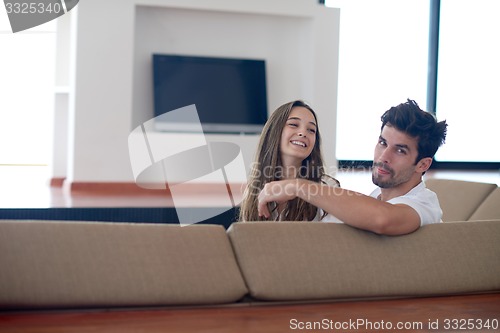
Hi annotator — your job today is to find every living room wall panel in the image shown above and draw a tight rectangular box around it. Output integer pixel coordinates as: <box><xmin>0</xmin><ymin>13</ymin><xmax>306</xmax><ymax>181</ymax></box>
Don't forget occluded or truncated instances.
<box><xmin>62</xmin><ymin>0</ymin><xmax>339</xmax><ymax>187</ymax></box>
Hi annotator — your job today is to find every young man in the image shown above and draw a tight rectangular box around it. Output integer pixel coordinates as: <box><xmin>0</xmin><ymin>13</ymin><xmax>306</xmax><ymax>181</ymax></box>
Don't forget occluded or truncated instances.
<box><xmin>257</xmin><ymin>99</ymin><xmax>448</xmax><ymax>235</ymax></box>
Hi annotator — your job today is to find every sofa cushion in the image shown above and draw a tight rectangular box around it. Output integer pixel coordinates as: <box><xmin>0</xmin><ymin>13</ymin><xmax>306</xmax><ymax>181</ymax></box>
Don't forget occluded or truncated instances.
<box><xmin>469</xmin><ymin>187</ymin><xmax>500</xmax><ymax>221</ymax></box>
<box><xmin>0</xmin><ymin>221</ymin><xmax>248</xmax><ymax>309</ymax></box>
<box><xmin>425</xmin><ymin>179</ymin><xmax>497</xmax><ymax>221</ymax></box>
<box><xmin>228</xmin><ymin>221</ymin><xmax>500</xmax><ymax>301</ymax></box>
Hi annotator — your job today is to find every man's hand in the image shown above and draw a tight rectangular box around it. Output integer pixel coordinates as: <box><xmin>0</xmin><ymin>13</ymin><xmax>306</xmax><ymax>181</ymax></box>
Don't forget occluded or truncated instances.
<box><xmin>257</xmin><ymin>179</ymin><xmax>300</xmax><ymax>218</ymax></box>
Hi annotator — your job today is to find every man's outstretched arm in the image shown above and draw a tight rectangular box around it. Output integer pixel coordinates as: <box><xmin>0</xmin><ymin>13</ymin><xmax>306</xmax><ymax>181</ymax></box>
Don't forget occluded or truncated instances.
<box><xmin>257</xmin><ymin>179</ymin><xmax>420</xmax><ymax>235</ymax></box>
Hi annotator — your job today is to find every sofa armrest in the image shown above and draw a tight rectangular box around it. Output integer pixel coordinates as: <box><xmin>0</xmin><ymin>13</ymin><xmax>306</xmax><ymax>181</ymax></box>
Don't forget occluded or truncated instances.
<box><xmin>469</xmin><ymin>187</ymin><xmax>500</xmax><ymax>221</ymax></box>
<box><xmin>425</xmin><ymin>179</ymin><xmax>497</xmax><ymax>221</ymax></box>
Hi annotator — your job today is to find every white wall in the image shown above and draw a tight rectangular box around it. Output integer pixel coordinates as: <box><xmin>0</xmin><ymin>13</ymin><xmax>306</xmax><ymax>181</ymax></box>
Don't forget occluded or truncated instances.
<box><xmin>51</xmin><ymin>12</ymin><xmax>72</xmax><ymax>181</ymax></box>
<box><xmin>59</xmin><ymin>0</ymin><xmax>340</xmax><ymax>184</ymax></box>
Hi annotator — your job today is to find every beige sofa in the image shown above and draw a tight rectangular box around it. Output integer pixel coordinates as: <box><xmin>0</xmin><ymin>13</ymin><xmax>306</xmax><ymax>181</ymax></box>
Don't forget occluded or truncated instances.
<box><xmin>0</xmin><ymin>179</ymin><xmax>499</xmax><ymax>310</ymax></box>
<box><xmin>425</xmin><ymin>178</ymin><xmax>500</xmax><ymax>221</ymax></box>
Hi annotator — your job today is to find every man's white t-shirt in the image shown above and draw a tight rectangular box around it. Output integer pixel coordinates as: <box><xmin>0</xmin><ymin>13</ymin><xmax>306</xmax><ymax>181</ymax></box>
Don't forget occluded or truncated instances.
<box><xmin>319</xmin><ymin>181</ymin><xmax>443</xmax><ymax>226</ymax></box>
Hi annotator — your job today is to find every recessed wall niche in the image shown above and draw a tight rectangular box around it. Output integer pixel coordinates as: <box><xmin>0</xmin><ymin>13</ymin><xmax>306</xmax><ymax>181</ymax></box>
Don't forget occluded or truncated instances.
<box><xmin>126</xmin><ymin>2</ymin><xmax>338</xmax><ymax>182</ymax></box>
<box><xmin>132</xmin><ymin>5</ymin><xmax>315</xmax><ymax>129</ymax></box>
<box><xmin>57</xmin><ymin>0</ymin><xmax>338</xmax><ymax>185</ymax></box>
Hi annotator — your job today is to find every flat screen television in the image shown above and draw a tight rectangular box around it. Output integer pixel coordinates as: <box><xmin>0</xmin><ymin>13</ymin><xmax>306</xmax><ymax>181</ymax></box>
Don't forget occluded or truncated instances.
<box><xmin>152</xmin><ymin>54</ymin><xmax>268</xmax><ymax>133</ymax></box>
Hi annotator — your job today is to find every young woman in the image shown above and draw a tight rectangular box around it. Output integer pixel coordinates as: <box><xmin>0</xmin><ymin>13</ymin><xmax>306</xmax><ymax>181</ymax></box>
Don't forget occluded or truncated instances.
<box><xmin>238</xmin><ymin>100</ymin><xmax>339</xmax><ymax>222</ymax></box>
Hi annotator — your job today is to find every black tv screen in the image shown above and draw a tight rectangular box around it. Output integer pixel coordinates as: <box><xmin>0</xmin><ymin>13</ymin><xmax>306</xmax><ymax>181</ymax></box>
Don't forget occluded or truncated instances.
<box><xmin>152</xmin><ymin>54</ymin><xmax>268</xmax><ymax>133</ymax></box>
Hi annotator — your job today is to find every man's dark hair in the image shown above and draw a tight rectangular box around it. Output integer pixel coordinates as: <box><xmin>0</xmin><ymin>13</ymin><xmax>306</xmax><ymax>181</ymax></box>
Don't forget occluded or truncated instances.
<box><xmin>381</xmin><ymin>99</ymin><xmax>448</xmax><ymax>164</ymax></box>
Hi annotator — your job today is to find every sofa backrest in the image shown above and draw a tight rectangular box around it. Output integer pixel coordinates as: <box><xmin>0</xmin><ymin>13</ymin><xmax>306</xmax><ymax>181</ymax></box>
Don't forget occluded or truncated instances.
<box><xmin>227</xmin><ymin>221</ymin><xmax>500</xmax><ymax>302</ymax></box>
<box><xmin>0</xmin><ymin>220</ymin><xmax>248</xmax><ymax>310</ymax></box>
<box><xmin>425</xmin><ymin>178</ymin><xmax>498</xmax><ymax>221</ymax></box>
